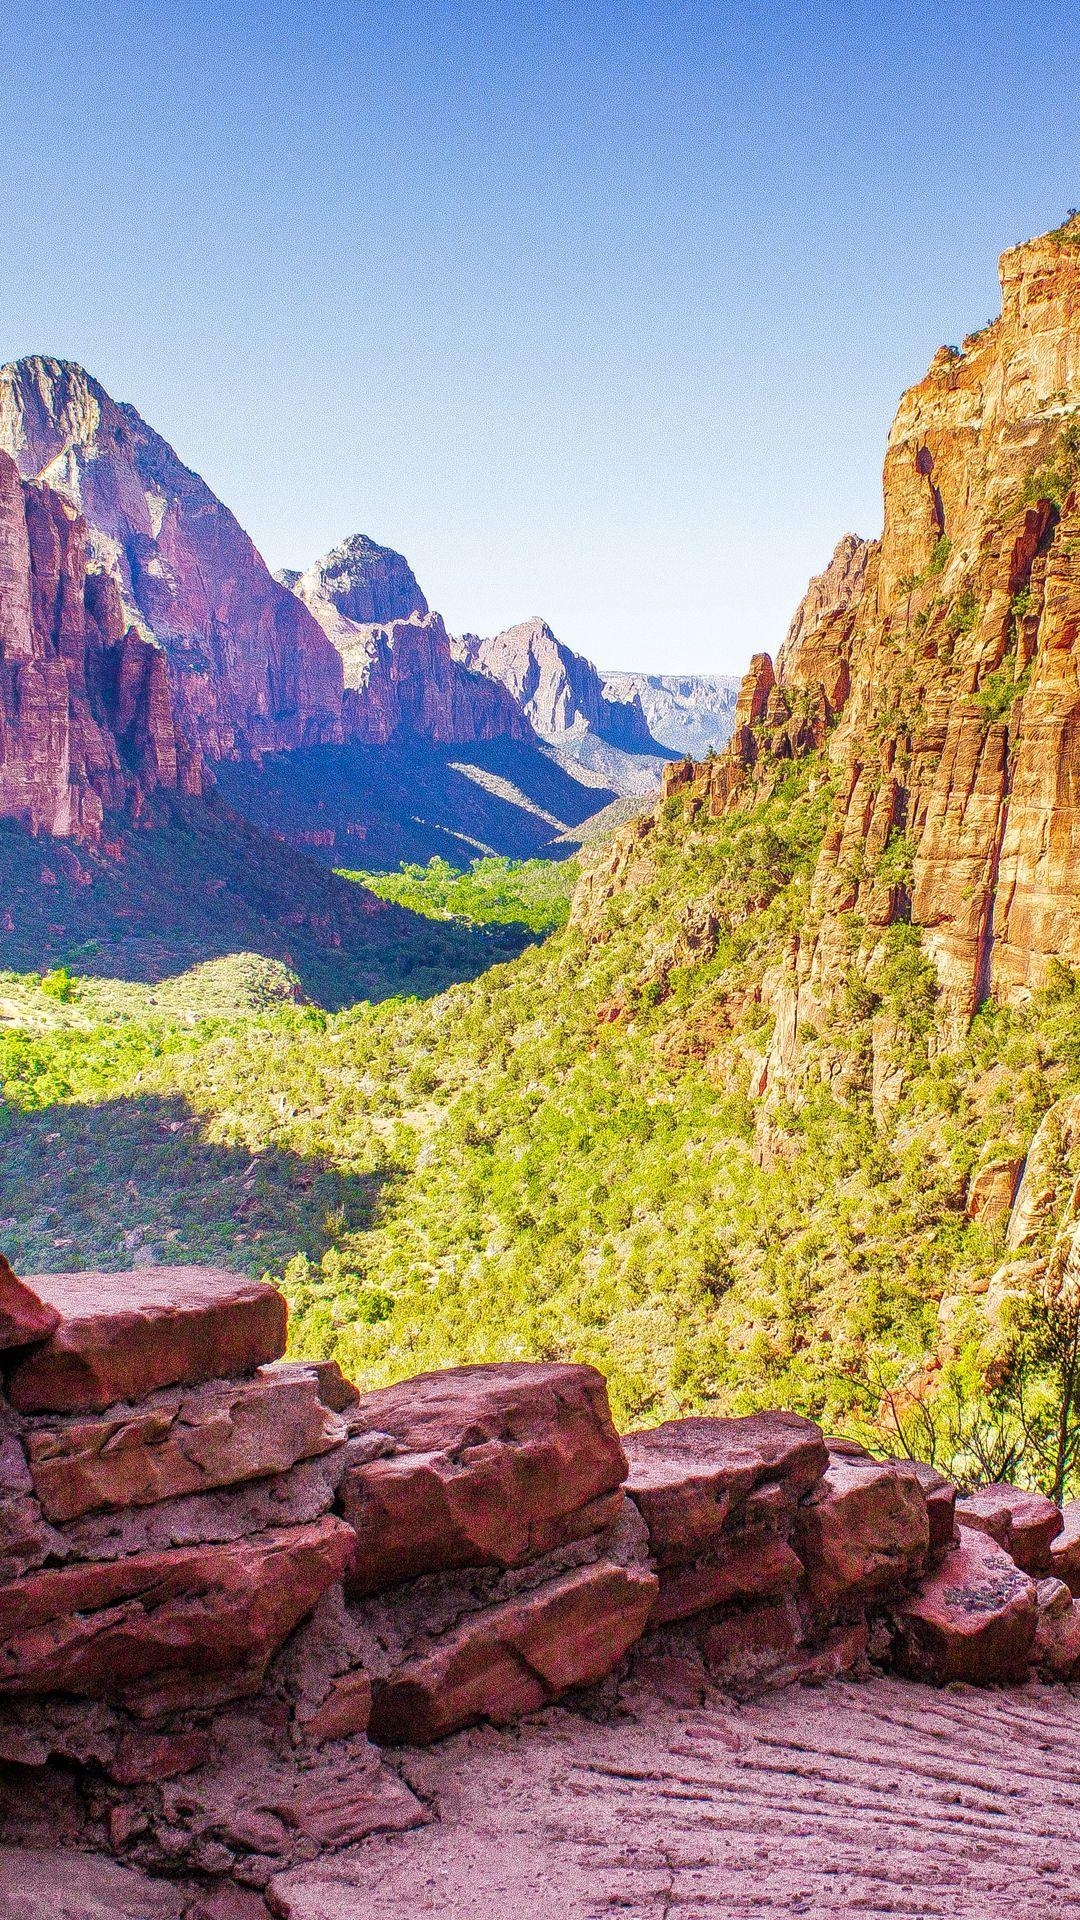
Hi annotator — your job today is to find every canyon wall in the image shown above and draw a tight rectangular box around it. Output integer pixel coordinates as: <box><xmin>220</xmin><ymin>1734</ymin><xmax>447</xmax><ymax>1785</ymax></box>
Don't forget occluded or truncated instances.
<box><xmin>0</xmin><ymin>450</ymin><xmax>201</xmax><ymax>841</ymax></box>
<box><xmin>0</xmin><ymin>359</ymin><xmax>345</xmax><ymax>765</ymax></box>
<box><xmin>591</xmin><ymin>219</ymin><xmax>1080</xmax><ymax>1049</ymax></box>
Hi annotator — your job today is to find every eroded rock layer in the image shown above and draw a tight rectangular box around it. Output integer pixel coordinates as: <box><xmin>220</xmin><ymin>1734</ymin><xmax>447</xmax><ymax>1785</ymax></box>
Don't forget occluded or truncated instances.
<box><xmin>1</xmin><ymin>1255</ymin><xmax>1078</xmax><ymax>1907</ymax></box>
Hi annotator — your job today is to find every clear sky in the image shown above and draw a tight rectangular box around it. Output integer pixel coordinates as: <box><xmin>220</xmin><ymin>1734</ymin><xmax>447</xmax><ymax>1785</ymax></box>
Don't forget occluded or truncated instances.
<box><xmin>2</xmin><ymin>1</ymin><xmax>1079</xmax><ymax>675</ymax></box>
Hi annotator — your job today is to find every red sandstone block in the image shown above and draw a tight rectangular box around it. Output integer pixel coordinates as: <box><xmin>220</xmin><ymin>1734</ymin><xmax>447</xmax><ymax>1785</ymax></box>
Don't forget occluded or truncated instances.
<box><xmin>368</xmin><ymin>1558</ymin><xmax>658</xmax><ymax>1745</ymax></box>
<box><xmin>342</xmin><ymin>1362</ymin><xmax>627</xmax><ymax>1594</ymax></box>
<box><xmin>795</xmin><ymin>1454</ymin><xmax>930</xmax><ymax>1621</ymax></box>
<box><xmin>957</xmin><ymin>1483</ymin><xmax>1063</xmax><ymax>1573</ymax></box>
<box><xmin>0</xmin><ymin>1515</ymin><xmax>354</xmax><ymax>1715</ymax></box>
<box><xmin>5</xmin><ymin>1267</ymin><xmax>287</xmax><ymax>1413</ymax></box>
<box><xmin>0</xmin><ymin>1254</ymin><xmax>60</xmax><ymax>1350</ymax></box>
<box><xmin>622</xmin><ymin>1412</ymin><xmax>828</xmax><ymax>1565</ymax></box>
<box><xmin>892</xmin><ymin>1525</ymin><xmax>1038</xmax><ymax>1684</ymax></box>
<box><xmin>1050</xmin><ymin>1500</ymin><xmax>1080</xmax><ymax>1594</ymax></box>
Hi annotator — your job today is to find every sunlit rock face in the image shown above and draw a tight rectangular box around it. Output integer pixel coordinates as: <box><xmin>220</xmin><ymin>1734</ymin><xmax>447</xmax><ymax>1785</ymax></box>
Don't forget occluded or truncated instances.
<box><xmin>591</xmin><ymin>218</ymin><xmax>1080</xmax><ymax>1031</ymax></box>
<box><xmin>0</xmin><ymin>356</ymin><xmax>345</xmax><ymax>766</ymax></box>
<box><xmin>0</xmin><ymin>447</ymin><xmax>201</xmax><ymax>842</ymax></box>
<box><xmin>287</xmin><ymin>534</ymin><xmax>532</xmax><ymax>744</ymax></box>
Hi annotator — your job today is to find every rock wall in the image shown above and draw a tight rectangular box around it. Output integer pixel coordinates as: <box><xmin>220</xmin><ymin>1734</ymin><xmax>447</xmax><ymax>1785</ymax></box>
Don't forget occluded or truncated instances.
<box><xmin>594</xmin><ymin>218</ymin><xmax>1080</xmax><ymax>1040</ymax></box>
<box><xmin>1</xmin><ymin>1256</ymin><xmax>1077</xmax><ymax>1903</ymax></box>
<box><xmin>0</xmin><ymin>451</ymin><xmax>201</xmax><ymax>841</ymax></box>
<box><xmin>0</xmin><ymin>359</ymin><xmax>345</xmax><ymax>768</ymax></box>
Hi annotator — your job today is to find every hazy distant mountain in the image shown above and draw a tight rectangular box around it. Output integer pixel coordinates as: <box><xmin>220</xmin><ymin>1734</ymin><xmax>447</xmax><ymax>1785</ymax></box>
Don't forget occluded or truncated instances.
<box><xmin>455</xmin><ymin>617</ymin><xmax>673</xmax><ymax>795</ymax></box>
<box><xmin>601</xmin><ymin>672</ymin><xmax>740</xmax><ymax>759</ymax></box>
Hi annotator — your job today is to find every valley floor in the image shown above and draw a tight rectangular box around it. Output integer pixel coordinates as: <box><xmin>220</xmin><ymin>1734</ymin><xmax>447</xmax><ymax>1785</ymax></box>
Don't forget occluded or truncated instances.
<box><xmin>6</xmin><ymin>1675</ymin><xmax>1080</xmax><ymax>1918</ymax></box>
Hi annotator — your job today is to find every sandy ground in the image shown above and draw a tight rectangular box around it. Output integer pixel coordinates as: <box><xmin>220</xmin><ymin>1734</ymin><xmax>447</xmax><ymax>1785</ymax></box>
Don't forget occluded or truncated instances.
<box><xmin>4</xmin><ymin>1674</ymin><xmax>1080</xmax><ymax>1918</ymax></box>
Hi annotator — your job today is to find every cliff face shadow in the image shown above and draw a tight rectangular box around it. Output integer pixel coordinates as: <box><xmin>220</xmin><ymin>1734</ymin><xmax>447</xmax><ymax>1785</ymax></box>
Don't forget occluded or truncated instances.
<box><xmin>0</xmin><ymin>801</ymin><xmax>538</xmax><ymax>1008</ymax></box>
<box><xmin>0</xmin><ymin>1092</ymin><xmax>389</xmax><ymax>1281</ymax></box>
<box><xmin>214</xmin><ymin>738</ymin><xmax>617</xmax><ymax>871</ymax></box>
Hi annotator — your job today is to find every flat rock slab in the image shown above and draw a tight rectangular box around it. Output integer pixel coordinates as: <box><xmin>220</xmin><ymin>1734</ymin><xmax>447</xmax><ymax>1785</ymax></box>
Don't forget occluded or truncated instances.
<box><xmin>268</xmin><ymin>1674</ymin><xmax>1080</xmax><ymax>1919</ymax></box>
<box><xmin>25</xmin><ymin>1366</ymin><xmax>345</xmax><ymax>1522</ymax></box>
<box><xmin>0</xmin><ymin>1847</ymin><xmax>186</xmax><ymax>1919</ymax></box>
<box><xmin>343</xmin><ymin>1362</ymin><xmax>627</xmax><ymax>1593</ymax></box>
<box><xmin>4</xmin><ymin>1267</ymin><xmax>287</xmax><ymax>1413</ymax></box>
<box><xmin>622</xmin><ymin>1412</ymin><xmax>828</xmax><ymax>1564</ymax></box>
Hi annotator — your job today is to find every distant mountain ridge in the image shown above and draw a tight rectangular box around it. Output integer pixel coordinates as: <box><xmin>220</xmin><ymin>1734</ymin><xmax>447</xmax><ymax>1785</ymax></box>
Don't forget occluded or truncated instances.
<box><xmin>601</xmin><ymin>671</ymin><xmax>740</xmax><ymax>759</ymax></box>
<box><xmin>0</xmin><ymin>355</ymin><xmax>739</xmax><ymax>877</ymax></box>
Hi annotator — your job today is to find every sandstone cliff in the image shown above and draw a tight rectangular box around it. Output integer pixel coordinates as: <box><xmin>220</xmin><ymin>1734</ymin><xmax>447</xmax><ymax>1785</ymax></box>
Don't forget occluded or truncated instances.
<box><xmin>0</xmin><ymin>357</ymin><xmax>345</xmax><ymax>771</ymax></box>
<box><xmin>288</xmin><ymin>535</ymin><xmax>532</xmax><ymax>745</ymax></box>
<box><xmin>0</xmin><ymin>449</ymin><xmax>200</xmax><ymax>840</ymax></box>
<box><xmin>601</xmin><ymin>219</ymin><xmax>1080</xmax><ymax>1050</ymax></box>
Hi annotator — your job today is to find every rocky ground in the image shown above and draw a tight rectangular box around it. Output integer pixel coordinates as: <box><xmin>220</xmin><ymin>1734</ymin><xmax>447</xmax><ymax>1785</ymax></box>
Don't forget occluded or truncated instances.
<box><xmin>5</xmin><ymin>1671</ymin><xmax>1080</xmax><ymax>1918</ymax></box>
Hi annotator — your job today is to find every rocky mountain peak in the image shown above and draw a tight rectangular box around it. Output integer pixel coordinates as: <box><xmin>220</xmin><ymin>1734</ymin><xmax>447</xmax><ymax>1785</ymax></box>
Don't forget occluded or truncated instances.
<box><xmin>0</xmin><ymin>355</ymin><xmax>345</xmax><ymax>766</ymax></box>
<box><xmin>291</xmin><ymin>531</ymin><xmax>429</xmax><ymax>626</ymax></box>
<box><xmin>458</xmin><ymin>615</ymin><xmax>659</xmax><ymax>753</ymax></box>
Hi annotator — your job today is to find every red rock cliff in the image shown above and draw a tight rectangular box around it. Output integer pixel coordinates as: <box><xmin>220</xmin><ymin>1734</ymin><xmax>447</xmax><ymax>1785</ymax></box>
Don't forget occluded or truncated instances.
<box><xmin>0</xmin><ymin>450</ymin><xmax>201</xmax><ymax>840</ymax></box>
<box><xmin>0</xmin><ymin>357</ymin><xmax>345</xmax><ymax>768</ymax></box>
<box><xmin>637</xmin><ymin>217</ymin><xmax>1080</xmax><ymax>1031</ymax></box>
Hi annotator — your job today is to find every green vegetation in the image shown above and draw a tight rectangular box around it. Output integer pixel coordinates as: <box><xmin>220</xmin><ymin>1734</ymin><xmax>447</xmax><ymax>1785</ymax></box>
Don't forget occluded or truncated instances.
<box><xmin>1021</xmin><ymin>417</ymin><xmax>1080</xmax><ymax>510</ymax></box>
<box><xmin>0</xmin><ymin>799</ymin><xmax>538</xmax><ymax>1011</ymax></box>
<box><xmin>6</xmin><ymin>765</ymin><xmax>1080</xmax><ymax>1488</ymax></box>
<box><xmin>341</xmin><ymin>856</ymin><xmax>578</xmax><ymax>934</ymax></box>
<box><xmin>975</xmin><ymin>652</ymin><xmax>1032</xmax><ymax>722</ymax></box>
<box><xmin>946</xmin><ymin>586</ymin><xmax>980</xmax><ymax>638</ymax></box>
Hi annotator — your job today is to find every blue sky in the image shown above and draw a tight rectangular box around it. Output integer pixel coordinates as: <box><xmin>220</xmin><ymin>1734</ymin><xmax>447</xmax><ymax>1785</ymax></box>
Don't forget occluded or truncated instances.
<box><xmin>2</xmin><ymin>1</ymin><xmax>1079</xmax><ymax>674</ymax></box>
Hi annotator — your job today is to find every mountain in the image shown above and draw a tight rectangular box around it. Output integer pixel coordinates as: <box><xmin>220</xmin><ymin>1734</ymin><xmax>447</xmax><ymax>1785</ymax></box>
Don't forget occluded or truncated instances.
<box><xmin>281</xmin><ymin>530</ymin><xmax>429</xmax><ymax>624</ymax></box>
<box><xmin>287</xmin><ymin>535</ymin><xmax>530</xmax><ymax>745</ymax></box>
<box><xmin>456</xmin><ymin>615</ymin><xmax>672</xmax><ymax>794</ymax></box>
<box><xmin>600</xmin><ymin>670</ymin><xmax>740</xmax><ymax>758</ymax></box>
<box><xmin>0</xmin><ymin>357</ymin><xmax>344</xmax><ymax>763</ymax></box>
<box><xmin>13</xmin><ymin>220</ymin><xmax>1080</xmax><ymax>1498</ymax></box>
<box><xmin>0</xmin><ymin>446</ymin><xmax>201</xmax><ymax>842</ymax></box>
<box><xmin>653</xmin><ymin>213</ymin><xmax>1080</xmax><ymax>1031</ymax></box>
<box><xmin>0</xmin><ymin>366</ymin><xmax>618</xmax><ymax>874</ymax></box>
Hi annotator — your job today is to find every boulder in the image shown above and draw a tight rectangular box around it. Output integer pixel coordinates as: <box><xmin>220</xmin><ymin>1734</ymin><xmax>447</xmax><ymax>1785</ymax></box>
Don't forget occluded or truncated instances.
<box><xmin>4</xmin><ymin>1267</ymin><xmax>288</xmax><ymax>1414</ymax></box>
<box><xmin>892</xmin><ymin>1525</ymin><xmax>1038</xmax><ymax>1683</ymax></box>
<box><xmin>341</xmin><ymin>1362</ymin><xmax>628</xmax><ymax>1594</ymax></box>
<box><xmin>901</xmin><ymin>1460</ymin><xmax>957</xmax><ymax>1555</ymax></box>
<box><xmin>0</xmin><ymin>1515</ymin><xmax>354</xmax><ymax>1715</ymax></box>
<box><xmin>1034</xmin><ymin>1577</ymin><xmax>1080</xmax><ymax>1679</ymax></box>
<box><xmin>1050</xmin><ymin>1499</ymin><xmax>1080</xmax><ymax>1594</ymax></box>
<box><xmin>24</xmin><ymin>1367</ymin><xmax>346</xmax><ymax>1522</ymax></box>
<box><xmin>795</xmin><ymin>1453</ymin><xmax>930</xmax><ymax>1622</ymax></box>
<box><xmin>367</xmin><ymin>1556</ymin><xmax>658</xmax><ymax>1744</ymax></box>
<box><xmin>622</xmin><ymin>1412</ymin><xmax>828</xmax><ymax>1565</ymax></box>
<box><xmin>0</xmin><ymin>1256</ymin><xmax>59</xmax><ymax>1351</ymax></box>
<box><xmin>956</xmin><ymin>1483</ymin><xmax>1063</xmax><ymax>1573</ymax></box>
